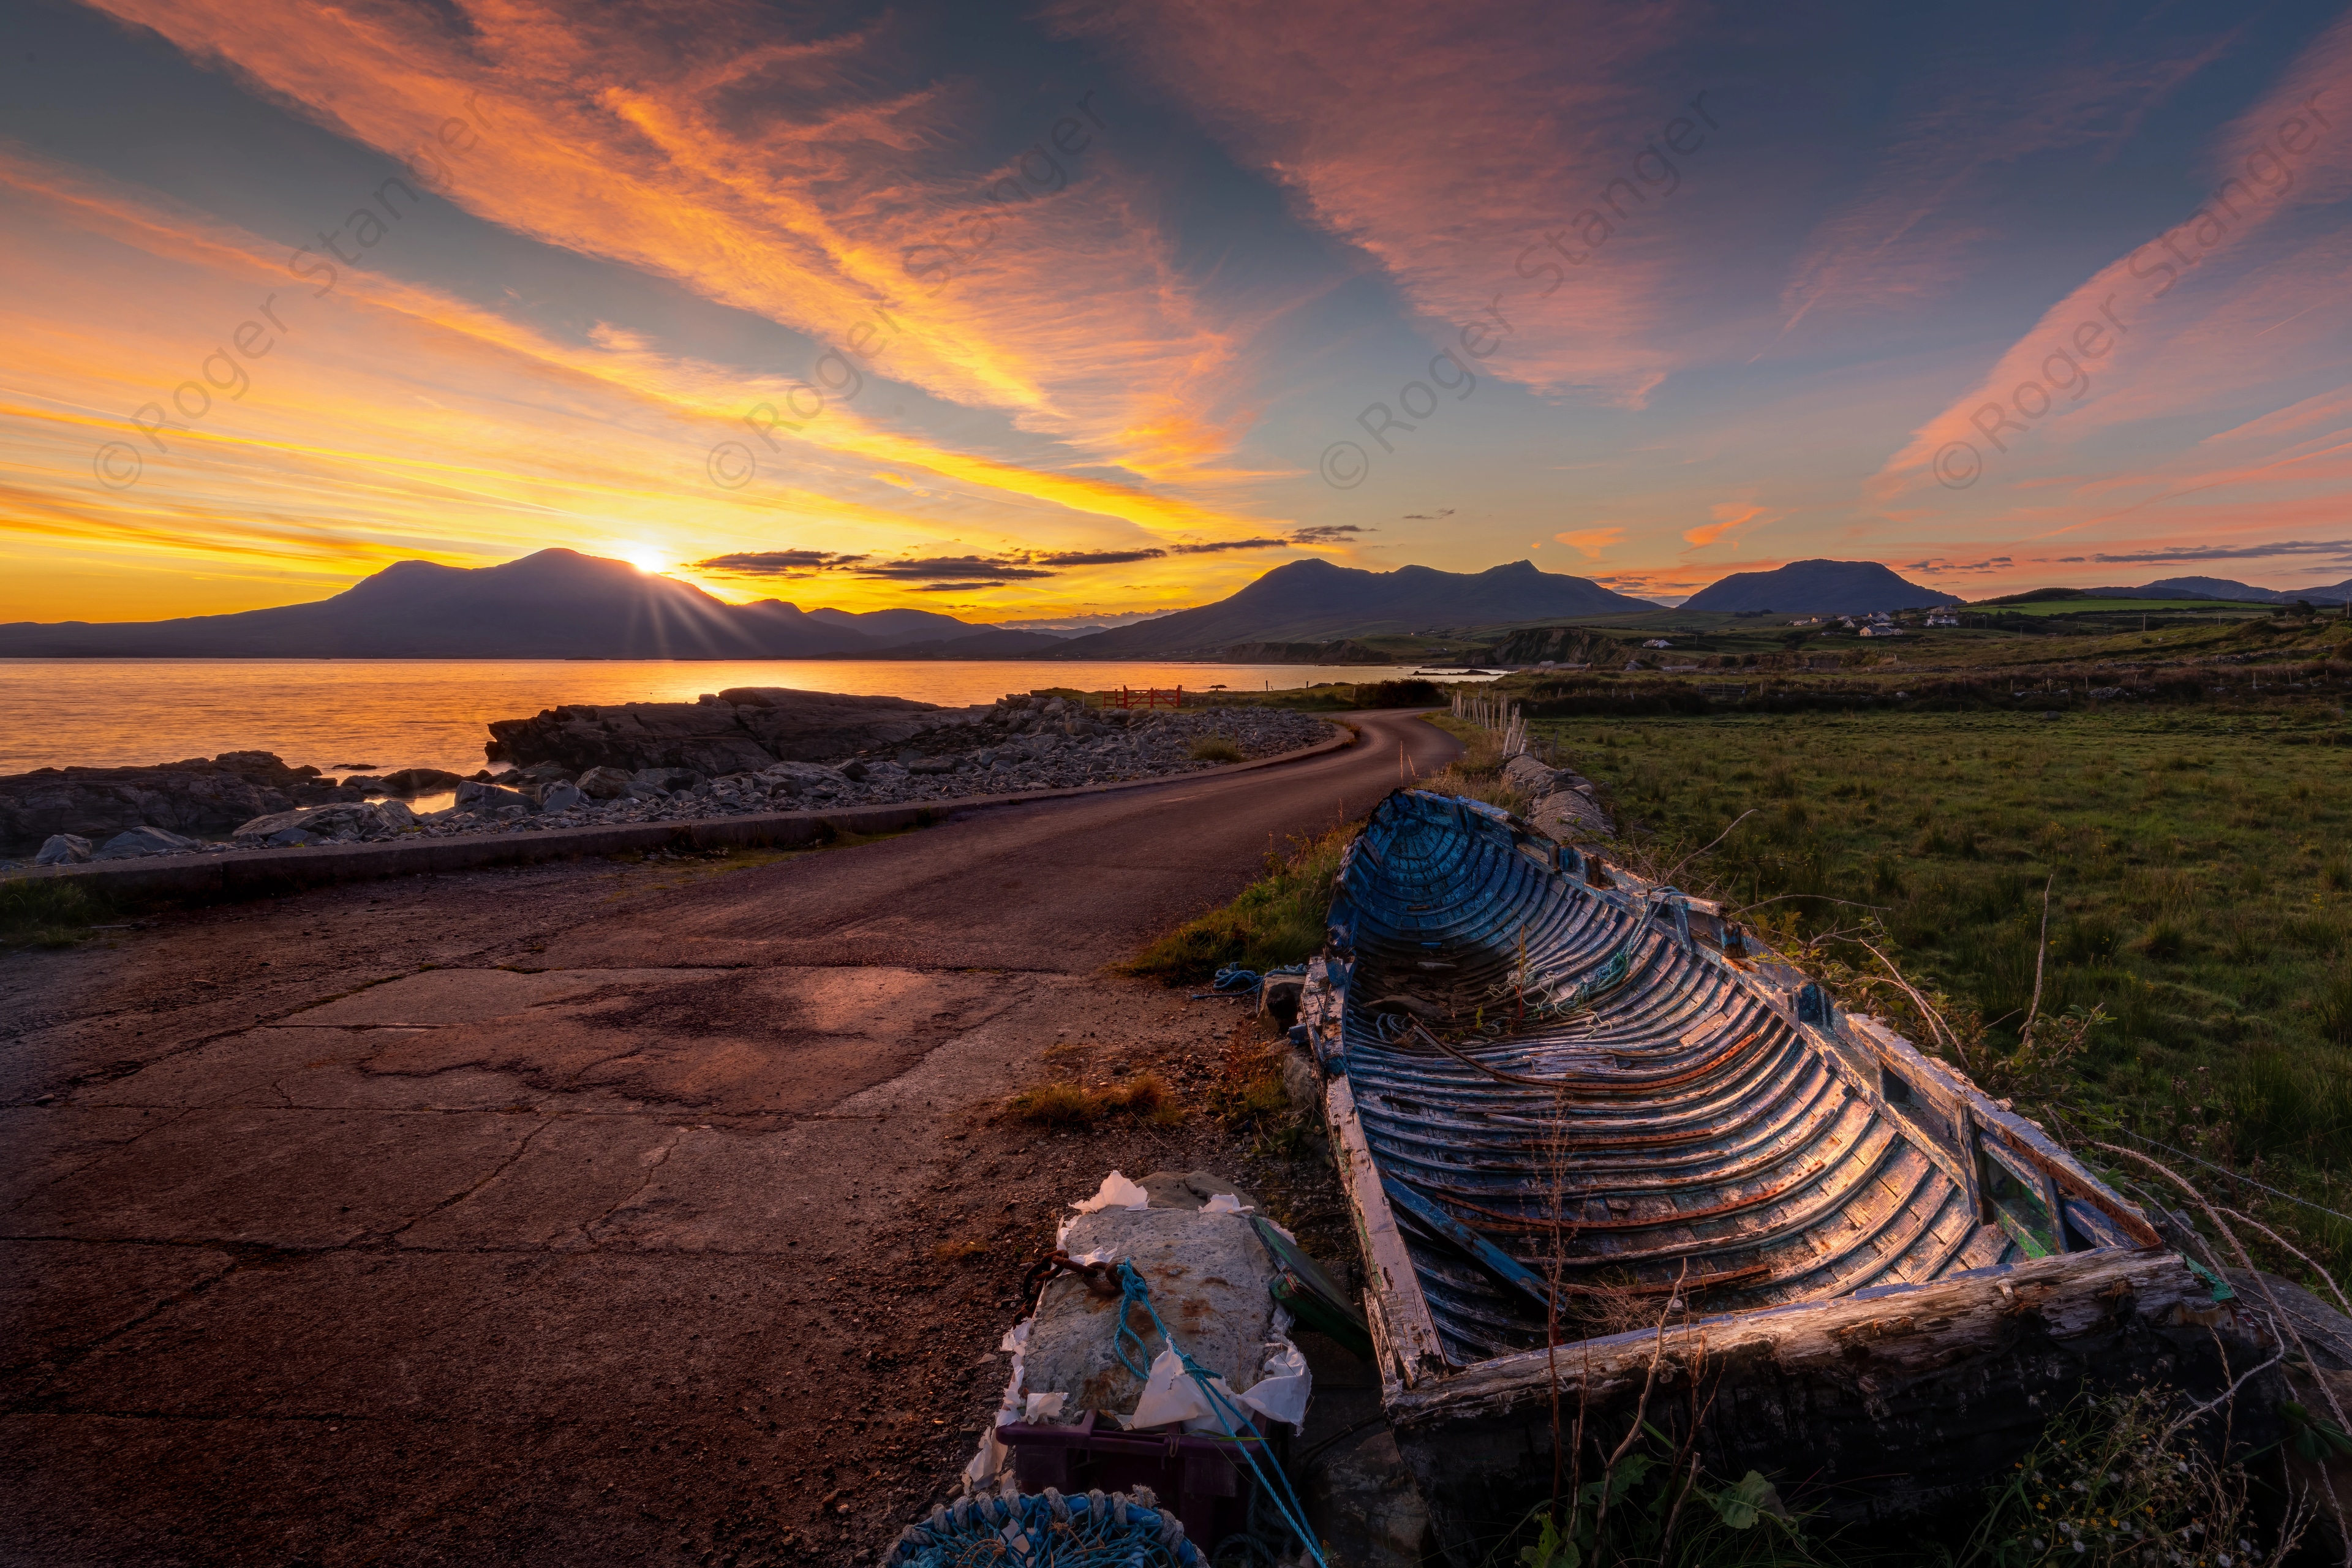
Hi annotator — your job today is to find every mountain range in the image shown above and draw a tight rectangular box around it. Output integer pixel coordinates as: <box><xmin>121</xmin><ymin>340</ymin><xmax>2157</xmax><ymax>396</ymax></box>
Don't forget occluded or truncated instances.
<box><xmin>1041</xmin><ymin>559</ymin><xmax>1656</xmax><ymax>657</ymax></box>
<box><xmin>2086</xmin><ymin>575</ymin><xmax>2352</xmax><ymax>605</ymax></box>
<box><xmin>0</xmin><ymin>551</ymin><xmax>1050</xmax><ymax>659</ymax></box>
<box><xmin>7</xmin><ymin>549</ymin><xmax>2343</xmax><ymax>662</ymax></box>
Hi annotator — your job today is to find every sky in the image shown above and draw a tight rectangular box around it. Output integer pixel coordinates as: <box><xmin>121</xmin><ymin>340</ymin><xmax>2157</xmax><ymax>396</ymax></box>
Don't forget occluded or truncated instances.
<box><xmin>3</xmin><ymin>0</ymin><xmax>2350</xmax><ymax>625</ymax></box>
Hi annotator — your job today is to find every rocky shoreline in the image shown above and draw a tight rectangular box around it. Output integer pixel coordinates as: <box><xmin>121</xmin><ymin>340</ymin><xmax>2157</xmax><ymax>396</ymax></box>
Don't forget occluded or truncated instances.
<box><xmin>11</xmin><ymin>693</ymin><xmax>1336</xmax><ymax>869</ymax></box>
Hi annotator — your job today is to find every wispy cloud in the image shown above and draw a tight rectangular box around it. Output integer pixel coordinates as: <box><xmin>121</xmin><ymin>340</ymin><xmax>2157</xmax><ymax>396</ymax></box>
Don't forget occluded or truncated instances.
<box><xmin>1555</xmin><ymin>527</ymin><xmax>1626</xmax><ymax>560</ymax></box>
<box><xmin>2077</xmin><ymin>539</ymin><xmax>2352</xmax><ymax>565</ymax></box>
<box><xmin>695</xmin><ymin>549</ymin><xmax>869</xmax><ymax>575</ymax></box>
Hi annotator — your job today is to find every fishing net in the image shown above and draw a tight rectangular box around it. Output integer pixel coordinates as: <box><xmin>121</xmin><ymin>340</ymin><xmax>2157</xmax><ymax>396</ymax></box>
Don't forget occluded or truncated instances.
<box><xmin>885</xmin><ymin>1488</ymin><xmax>1199</xmax><ymax>1568</ymax></box>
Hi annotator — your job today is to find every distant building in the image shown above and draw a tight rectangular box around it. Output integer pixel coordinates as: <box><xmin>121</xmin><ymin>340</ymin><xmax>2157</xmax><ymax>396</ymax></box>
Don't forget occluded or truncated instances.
<box><xmin>1858</xmin><ymin>624</ymin><xmax>1904</xmax><ymax>637</ymax></box>
<box><xmin>1642</xmin><ymin>638</ymin><xmax>1672</xmax><ymax>649</ymax></box>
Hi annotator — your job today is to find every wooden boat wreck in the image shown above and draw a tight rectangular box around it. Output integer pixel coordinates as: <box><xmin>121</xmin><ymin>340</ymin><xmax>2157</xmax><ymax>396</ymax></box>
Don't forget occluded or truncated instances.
<box><xmin>1295</xmin><ymin>788</ymin><xmax>2271</xmax><ymax>1548</ymax></box>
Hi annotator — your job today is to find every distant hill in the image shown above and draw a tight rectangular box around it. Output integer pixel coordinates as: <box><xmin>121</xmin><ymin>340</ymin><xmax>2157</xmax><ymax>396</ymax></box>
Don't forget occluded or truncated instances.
<box><xmin>1042</xmin><ymin>559</ymin><xmax>1656</xmax><ymax>658</ymax></box>
<box><xmin>0</xmin><ymin>550</ymin><xmax>963</xmax><ymax>658</ymax></box>
<box><xmin>805</xmin><ymin>606</ymin><xmax>986</xmax><ymax>643</ymax></box>
<box><xmin>1682</xmin><ymin>560</ymin><xmax>1958</xmax><ymax>614</ymax></box>
<box><xmin>2087</xmin><ymin>576</ymin><xmax>2351</xmax><ymax>605</ymax></box>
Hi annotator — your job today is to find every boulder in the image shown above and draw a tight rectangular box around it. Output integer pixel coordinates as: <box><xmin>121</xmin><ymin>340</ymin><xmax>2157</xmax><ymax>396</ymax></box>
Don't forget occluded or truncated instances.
<box><xmin>1019</xmin><ymin>1201</ymin><xmax>1281</xmax><ymax>1425</ymax></box>
<box><xmin>453</xmin><ymin>781</ymin><xmax>533</xmax><ymax>812</ymax></box>
<box><xmin>538</xmin><ymin>780</ymin><xmax>585</xmax><ymax>813</ymax></box>
<box><xmin>755</xmin><ymin>760</ymin><xmax>846</xmax><ymax>794</ymax></box>
<box><xmin>232</xmin><ymin>802</ymin><xmax>389</xmax><ymax>847</ymax></box>
<box><xmin>34</xmin><ymin>834</ymin><xmax>92</xmax><ymax>865</ymax></box>
<box><xmin>631</xmin><ymin>766</ymin><xmax>703</xmax><ymax>793</ymax></box>
<box><xmin>907</xmin><ymin>756</ymin><xmax>957</xmax><ymax>775</ymax></box>
<box><xmin>91</xmin><ymin>824</ymin><xmax>200</xmax><ymax>859</ymax></box>
<box><xmin>0</xmin><ymin>752</ymin><xmax>318</xmax><ymax>846</ymax></box>
<box><xmin>576</xmin><ymin>765</ymin><xmax>635</xmax><ymax>799</ymax></box>
<box><xmin>374</xmin><ymin>799</ymin><xmax>418</xmax><ymax>829</ymax></box>
<box><xmin>482</xmin><ymin>688</ymin><xmax>944</xmax><ymax>774</ymax></box>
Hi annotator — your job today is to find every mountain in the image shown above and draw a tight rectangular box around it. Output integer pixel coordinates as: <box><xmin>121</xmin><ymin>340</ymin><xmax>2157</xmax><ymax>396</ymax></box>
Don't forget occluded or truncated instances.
<box><xmin>805</xmin><ymin>606</ymin><xmax>985</xmax><ymax>643</ymax></box>
<box><xmin>0</xmin><ymin>549</ymin><xmax>877</xmax><ymax>658</ymax></box>
<box><xmin>1681</xmin><ymin>560</ymin><xmax>1958</xmax><ymax>614</ymax></box>
<box><xmin>1041</xmin><ymin>559</ymin><xmax>1656</xmax><ymax>657</ymax></box>
<box><xmin>2086</xmin><ymin>576</ymin><xmax>2351</xmax><ymax>605</ymax></box>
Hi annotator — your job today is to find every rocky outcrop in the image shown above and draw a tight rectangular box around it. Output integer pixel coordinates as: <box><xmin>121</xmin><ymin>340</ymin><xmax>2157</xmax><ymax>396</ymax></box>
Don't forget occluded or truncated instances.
<box><xmin>0</xmin><ymin>751</ymin><xmax>329</xmax><ymax>847</ymax></box>
<box><xmin>482</xmin><ymin>687</ymin><xmax>954</xmax><ymax>774</ymax></box>
<box><xmin>232</xmin><ymin>801</ymin><xmax>417</xmax><ymax>848</ymax></box>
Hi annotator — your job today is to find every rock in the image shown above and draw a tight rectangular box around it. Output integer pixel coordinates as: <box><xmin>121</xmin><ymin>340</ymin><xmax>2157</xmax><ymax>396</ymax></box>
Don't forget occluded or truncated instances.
<box><xmin>0</xmin><ymin>751</ymin><xmax>319</xmax><ymax>845</ymax></box>
<box><xmin>1135</xmin><ymin>1170</ymin><xmax>1261</xmax><ymax>1211</ymax></box>
<box><xmin>231</xmin><ymin>802</ymin><xmax>388</xmax><ymax>847</ymax></box>
<box><xmin>517</xmin><ymin>763</ymin><xmax>576</xmax><ymax>785</ymax></box>
<box><xmin>454</xmin><ymin>781</ymin><xmax>533</xmax><ymax>812</ymax></box>
<box><xmin>576</xmin><ymin>765</ymin><xmax>634</xmax><ymax>799</ymax></box>
<box><xmin>33</xmin><ymin>833</ymin><xmax>92</xmax><ymax>865</ymax></box>
<box><xmin>1529</xmin><ymin>788</ymin><xmax>1613</xmax><ymax>842</ymax></box>
<box><xmin>631</xmin><ymin>766</ymin><xmax>703</xmax><ymax>793</ymax></box>
<box><xmin>91</xmin><ymin>824</ymin><xmax>201</xmax><ymax>859</ymax></box>
<box><xmin>376</xmin><ymin>767</ymin><xmax>464</xmax><ymax>796</ymax></box>
<box><xmin>1306</xmin><ymin>1425</ymin><xmax>1434</xmax><ymax>1567</ymax></box>
<box><xmin>1020</xmin><ymin>1203</ymin><xmax>1280</xmax><ymax>1423</ymax></box>
<box><xmin>754</xmin><ymin>760</ymin><xmax>846</xmax><ymax>796</ymax></box>
<box><xmin>537</xmin><ymin>780</ymin><xmax>584</xmax><ymax>813</ymax></box>
<box><xmin>483</xmin><ymin>688</ymin><xmax>943</xmax><ymax>774</ymax></box>
<box><xmin>374</xmin><ymin>799</ymin><xmax>417</xmax><ymax>829</ymax></box>
<box><xmin>907</xmin><ymin>756</ymin><xmax>956</xmax><ymax>775</ymax></box>
<box><xmin>840</xmin><ymin>760</ymin><xmax>870</xmax><ymax>782</ymax></box>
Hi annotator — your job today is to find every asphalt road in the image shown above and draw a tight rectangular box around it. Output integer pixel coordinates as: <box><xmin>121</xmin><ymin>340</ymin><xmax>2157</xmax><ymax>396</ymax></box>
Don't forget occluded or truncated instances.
<box><xmin>1</xmin><ymin>708</ymin><xmax>1458</xmax><ymax>1566</ymax></box>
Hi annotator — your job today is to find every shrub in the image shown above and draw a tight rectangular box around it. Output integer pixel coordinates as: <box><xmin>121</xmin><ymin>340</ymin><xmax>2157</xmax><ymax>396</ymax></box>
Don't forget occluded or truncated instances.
<box><xmin>1188</xmin><ymin>736</ymin><xmax>1244</xmax><ymax>763</ymax></box>
<box><xmin>1352</xmin><ymin>678</ymin><xmax>1441</xmax><ymax>707</ymax></box>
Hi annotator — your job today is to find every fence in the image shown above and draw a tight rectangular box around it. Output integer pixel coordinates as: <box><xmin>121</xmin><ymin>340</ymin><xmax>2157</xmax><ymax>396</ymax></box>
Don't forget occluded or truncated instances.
<box><xmin>1449</xmin><ymin>688</ymin><xmax>1526</xmax><ymax>757</ymax></box>
<box><xmin>1106</xmin><ymin>686</ymin><xmax>1185</xmax><ymax>710</ymax></box>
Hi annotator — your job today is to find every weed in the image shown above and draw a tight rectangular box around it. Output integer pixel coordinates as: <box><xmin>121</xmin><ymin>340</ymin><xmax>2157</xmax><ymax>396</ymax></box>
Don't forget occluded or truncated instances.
<box><xmin>0</xmin><ymin>876</ymin><xmax>118</xmax><ymax>948</ymax></box>
<box><xmin>930</xmin><ymin>1238</ymin><xmax>991</xmax><ymax>1263</ymax></box>
<box><xmin>1188</xmin><ymin>736</ymin><xmax>1244</xmax><ymax>764</ymax></box>
<box><xmin>1006</xmin><ymin>1072</ymin><xmax>1178</xmax><ymax>1128</ymax></box>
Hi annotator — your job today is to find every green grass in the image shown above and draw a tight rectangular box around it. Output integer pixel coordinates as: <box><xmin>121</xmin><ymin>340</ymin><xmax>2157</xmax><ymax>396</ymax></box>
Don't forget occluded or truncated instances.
<box><xmin>1537</xmin><ymin>704</ymin><xmax>2352</xmax><ymax>1271</ymax></box>
<box><xmin>1126</xmin><ymin>823</ymin><xmax>1357</xmax><ymax>982</ymax></box>
<box><xmin>0</xmin><ymin>876</ymin><xmax>119</xmax><ymax>949</ymax></box>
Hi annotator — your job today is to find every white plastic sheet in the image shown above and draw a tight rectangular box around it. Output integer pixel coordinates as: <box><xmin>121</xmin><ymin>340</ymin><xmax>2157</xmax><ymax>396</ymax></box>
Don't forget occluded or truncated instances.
<box><xmin>960</xmin><ymin>1317</ymin><xmax>1034</xmax><ymax>1493</ymax></box>
<box><xmin>1237</xmin><ymin>1338</ymin><xmax>1312</xmax><ymax>1428</ymax></box>
<box><xmin>1202</xmin><ymin>1192</ymin><xmax>1253</xmax><ymax>1215</ymax></box>
<box><xmin>1071</xmin><ymin>1170</ymin><xmax>1151</xmax><ymax>1214</ymax></box>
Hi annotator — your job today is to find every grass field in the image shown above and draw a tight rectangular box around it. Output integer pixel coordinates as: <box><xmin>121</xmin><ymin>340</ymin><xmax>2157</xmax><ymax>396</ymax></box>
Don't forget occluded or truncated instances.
<box><xmin>1535</xmin><ymin>703</ymin><xmax>2352</xmax><ymax>1262</ymax></box>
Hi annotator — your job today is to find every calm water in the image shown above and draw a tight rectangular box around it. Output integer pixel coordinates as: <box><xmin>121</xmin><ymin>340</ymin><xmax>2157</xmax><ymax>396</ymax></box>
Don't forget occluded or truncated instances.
<box><xmin>1</xmin><ymin>659</ymin><xmax>1488</xmax><ymax>777</ymax></box>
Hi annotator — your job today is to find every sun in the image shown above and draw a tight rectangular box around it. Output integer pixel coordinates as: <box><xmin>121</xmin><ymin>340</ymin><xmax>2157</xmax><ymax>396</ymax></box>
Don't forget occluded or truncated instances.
<box><xmin>620</xmin><ymin>545</ymin><xmax>669</xmax><ymax>575</ymax></box>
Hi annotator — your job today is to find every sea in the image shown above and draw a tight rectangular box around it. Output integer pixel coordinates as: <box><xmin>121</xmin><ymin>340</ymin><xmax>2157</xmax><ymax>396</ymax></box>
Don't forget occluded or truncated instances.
<box><xmin>1</xmin><ymin>658</ymin><xmax>1496</xmax><ymax>778</ymax></box>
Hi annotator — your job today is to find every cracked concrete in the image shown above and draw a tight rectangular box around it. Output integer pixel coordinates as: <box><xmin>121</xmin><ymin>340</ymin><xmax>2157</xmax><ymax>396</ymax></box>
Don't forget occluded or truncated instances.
<box><xmin>1</xmin><ymin>710</ymin><xmax>1458</xmax><ymax>1564</ymax></box>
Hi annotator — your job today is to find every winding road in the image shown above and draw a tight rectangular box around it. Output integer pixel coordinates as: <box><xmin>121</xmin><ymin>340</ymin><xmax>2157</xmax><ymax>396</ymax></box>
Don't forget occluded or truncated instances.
<box><xmin>1</xmin><ymin>707</ymin><xmax>1458</xmax><ymax>1564</ymax></box>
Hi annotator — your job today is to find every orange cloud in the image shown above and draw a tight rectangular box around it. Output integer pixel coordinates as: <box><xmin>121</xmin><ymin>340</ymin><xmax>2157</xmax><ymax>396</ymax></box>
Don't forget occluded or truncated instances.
<box><xmin>1682</xmin><ymin>502</ymin><xmax>1781</xmax><ymax>548</ymax></box>
<box><xmin>1555</xmin><ymin>527</ymin><xmax>1626</xmax><ymax>560</ymax></box>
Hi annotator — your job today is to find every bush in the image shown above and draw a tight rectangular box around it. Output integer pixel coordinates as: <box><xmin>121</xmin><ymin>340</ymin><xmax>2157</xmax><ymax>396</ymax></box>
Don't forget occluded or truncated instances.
<box><xmin>1188</xmin><ymin>736</ymin><xmax>1244</xmax><ymax>763</ymax></box>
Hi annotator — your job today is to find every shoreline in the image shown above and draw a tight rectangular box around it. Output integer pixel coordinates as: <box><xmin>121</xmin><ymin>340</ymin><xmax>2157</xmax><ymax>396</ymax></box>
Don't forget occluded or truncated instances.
<box><xmin>3</xmin><ymin>725</ymin><xmax>1357</xmax><ymax>898</ymax></box>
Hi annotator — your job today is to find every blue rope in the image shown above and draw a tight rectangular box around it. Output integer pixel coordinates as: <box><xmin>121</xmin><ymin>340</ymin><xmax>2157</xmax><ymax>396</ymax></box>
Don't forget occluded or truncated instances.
<box><xmin>1209</xmin><ymin>962</ymin><xmax>1309</xmax><ymax>997</ymax></box>
<box><xmin>1112</xmin><ymin>1262</ymin><xmax>1330</xmax><ymax>1568</ymax></box>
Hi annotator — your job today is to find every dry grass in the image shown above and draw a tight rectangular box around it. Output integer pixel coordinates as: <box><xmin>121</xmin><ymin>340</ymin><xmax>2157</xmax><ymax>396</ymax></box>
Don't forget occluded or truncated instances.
<box><xmin>1006</xmin><ymin>1071</ymin><xmax>1179</xmax><ymax>1127</ymax></box>
<box><xmin>1188</xmin><ymin>735</ymin><xmax>1245</xmax><ymax>764</ymax></box>
<box><xmin>928</xmin><ymin>1238</ymin><xmax>991</xmax><ymax>1264</ymax></box>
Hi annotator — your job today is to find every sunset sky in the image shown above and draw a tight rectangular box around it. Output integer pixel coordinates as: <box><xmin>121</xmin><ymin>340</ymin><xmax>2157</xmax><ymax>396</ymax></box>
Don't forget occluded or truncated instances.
<box><xmin>4</xmin><ymin>0</ymin><xmax>2350</xmax><ymax>624</ymax></box>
